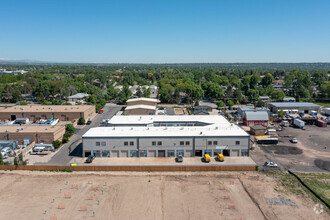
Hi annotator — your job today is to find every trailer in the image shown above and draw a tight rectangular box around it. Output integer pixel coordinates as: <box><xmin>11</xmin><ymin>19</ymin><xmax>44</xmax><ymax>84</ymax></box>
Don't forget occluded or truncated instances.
<box><xmin>293</xmin><ymin>119</ymin><xmax>305</xmax><ymax>128</ymax></box>
<box><xmin>316</xmin><ymin>119</ymin><xmax>327</xmax><ymax>127</ymax></box>
<box><xmin>325</xmin><ymin>108</ymin><xmax>330</xmax><ymax>116</ymax></box>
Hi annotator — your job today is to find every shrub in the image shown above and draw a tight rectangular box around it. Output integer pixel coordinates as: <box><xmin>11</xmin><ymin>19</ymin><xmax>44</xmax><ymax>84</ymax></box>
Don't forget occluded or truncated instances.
<box><xmin>0</xmin><ymin>152</ymin><xmax>4</xmax><ymax>165</ymax></box>
<box><xmin>14</xmin><ymin>157</ymin><xmax>19</xmax><ymax>165</ymax></box>
<box><xmin>78</xmin><ymin>117</ymin><xmax>85</xmax><ymax>125</ymax></box>
<box><xmin>62</xmin><ymin>136</ymin><xmax>69</xmax><ymax>144</ymax></box>
<box><xmin>52</xmin><ymin>140</ymin><xmax>62</xmax><ymax>149</ymax></box>
<box><xmin>19</xmin><ymin>154</ymin><xmax>23</xmax><ymax>162</ymax></box>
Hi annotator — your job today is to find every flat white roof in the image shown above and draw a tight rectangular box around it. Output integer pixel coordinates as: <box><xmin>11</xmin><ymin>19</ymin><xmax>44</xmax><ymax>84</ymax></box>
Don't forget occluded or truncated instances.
<box><xmin>125</xmin><ymin>105</ymin><xmax>156</xmax><ymax>111</ymax></box>
<box><xmin>107</xmin><ymin>115</ymin><xmax>230</xmax><ymax>125</ymax></box>
<box><xmin>126</xmin><ymin>97</ymin><xmax>160</xmax><ymax>103</ymax></box>
<box><xmin>83</xmin><ymin>115</ymin><xmax>249</xmax><ymax>138</ymax></box>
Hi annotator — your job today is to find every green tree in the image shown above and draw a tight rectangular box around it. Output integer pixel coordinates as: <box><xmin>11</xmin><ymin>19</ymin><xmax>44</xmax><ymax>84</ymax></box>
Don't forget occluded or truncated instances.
<box><xmin>226</xmin><ymin>100</ymin><xmax>234</xmax><ymax>108</ymax></box>
<box><xmin>136</xmin><ymin>86</ymin><xmax>143</xmax><ymax>97</ymax></box>
<box><xmin>271</xmin><ymin>90</ymin><xmax>285</xmax><ymax>101</ymax></box>
<box><xmin>261</xmin><ymin>73</ymin><xmax>274</xmax><ymax>88</ymax></box>
<box><xmin>0</xmin><ymin>152</ymin><xmax>4</xmax><ymax>165</ymax></box>
<box><xmin>14</xmin><ymin>157</ymin><xmax>19</xmax><ymax>165</ymax></box>
<box><xmin>65</xmin><ymin>124</ymin><xmax>75</xmax><ymax>135</ymax></box>
<box><xmin>247</xmin><ymin>89</ymin><xmax>259</xmax><ymax>103</ymax></box>
<box><xmin>142</xmin><ymin>87</ymin><xmax>151</xmax><ymax>98</ymax></box>
<box><xmin>52</xmin><ymin>140</ymin><xmax>62</xmax><ymax>149</ymax></box>
<box><xmin>78</xmin><ymin>117</ymin><xmax>86</xmax><ymax>125</ymax></box>
<box><xmin>278</xmin><ymin>109</ymin><xmax>284</xmax><ymax>118</ymax></box>
<box><xmin>216</xmin><ymin>100</ymin><xmax>225</xmax><ymax>108</ymax></box>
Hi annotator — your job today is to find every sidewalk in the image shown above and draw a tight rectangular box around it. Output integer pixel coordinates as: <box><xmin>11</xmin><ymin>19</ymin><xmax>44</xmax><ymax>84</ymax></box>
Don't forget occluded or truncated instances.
<box><xmin>72</xmin><ymin>156</ymin><xmax>256</xmax><ymax>166</ymax></box>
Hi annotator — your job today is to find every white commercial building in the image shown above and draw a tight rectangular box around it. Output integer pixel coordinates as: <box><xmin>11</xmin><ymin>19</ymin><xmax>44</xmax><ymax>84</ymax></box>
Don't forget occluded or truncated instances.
<box><xmin>82</xmin><ymin>115</ymin><xmax>250</xmax><ymax>158</ymax></box>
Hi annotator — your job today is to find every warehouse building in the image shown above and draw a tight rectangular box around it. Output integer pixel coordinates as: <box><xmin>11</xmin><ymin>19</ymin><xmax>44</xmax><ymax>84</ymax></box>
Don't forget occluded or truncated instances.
<box><xmin>0</xmin><ymin>125</ymin><xmax>65</xmax><ymax>144</ymax></box>
<box><xmin>267</xmin><ymin>102</ymin><xmax>320</xmax><ymax>114</ymax></box>
<box><xmin>82</xmin><ymin>115</ymin><xmax>250</xmax><ymax>158</ymax></box>
<box><xmin>0</xmin><ymin>105</ymin><xmax>95</xmax><ymax>122</ymax></box>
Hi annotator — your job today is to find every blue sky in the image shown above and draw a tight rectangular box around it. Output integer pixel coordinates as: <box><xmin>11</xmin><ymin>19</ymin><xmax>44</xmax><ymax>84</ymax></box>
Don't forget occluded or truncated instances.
<box><xmin>1</xmin><ymin>0</ymin><xmax>329</xmax><ymax>63</ymax></box>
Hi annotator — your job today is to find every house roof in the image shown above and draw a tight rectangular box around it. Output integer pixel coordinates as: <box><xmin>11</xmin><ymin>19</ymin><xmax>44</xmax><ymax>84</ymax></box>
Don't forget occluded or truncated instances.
<box><xmin>194</xmin><ymin>110</ymin><xmax>210</xmax><ymax>115</ymax></box>
<box><xmin>194</xmin><ymin>105</ymin><xmax>212</xmax><ymax>110</ymax></box>
<box><xmin>268</xmin><ymin>102</ymin><xmax>320</xmax><ymax>108</ymax></box>
<box><xmin>244</xmin><ymin>111</ymin><xmax>269</xmax><ymax>121</ymax></box>
<box><xmin>250</xmin><ymin>125</ymin><xmax>266</xmax><ymax>130</ymax></box>
<box><xmin>68</xmin><ymin>93</ymin><xmax>90</xmax><ymax>99</ymax></box>
<box><xmin>126</xmin><ymin>98</ymin><xmax>160</xmax><ymax>103</ymax></box>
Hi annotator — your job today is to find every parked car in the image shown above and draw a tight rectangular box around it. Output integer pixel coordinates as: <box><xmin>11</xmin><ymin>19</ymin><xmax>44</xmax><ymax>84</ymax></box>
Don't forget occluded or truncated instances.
<box><xmin>86</xmin><ymin>155</ymin><xmax>95</xmax><ymax>163</ymax></box>
<box><xmin>176</xmin><ymin>154</ymin><xmax>183</xmax><ymax>163</ymax></box>
<box><xmin>86</xmin><ymin>120</ymin><xmax>92</xmax><ymax>125</ymax></box>
<box><xmin>264</xmin><ymin>162</ymin><xmax>278</xmax><ymax>167</ymax></box>
<box><xmin>290</xmin><ymin>138</ymin><xmax>298</xmax><ymax>143</ymax></box>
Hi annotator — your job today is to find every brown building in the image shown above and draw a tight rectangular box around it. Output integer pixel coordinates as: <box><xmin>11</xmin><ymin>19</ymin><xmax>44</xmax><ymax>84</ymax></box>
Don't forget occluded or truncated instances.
<box><xmin>124</xmin><ymin>105</ymin><xmax>156</xmax><ymax>115</ymax></box>
<box><xmin>0</xmin><ymin>125</ymin><xmax>65</xmax><ymax>144</ymax></box>
<box><xmin>0</xmin><ymin>105</ymin><xmax>95</xmax><ymax>122</ymax></box>
<box><xmin>250</xmin><ymin>125</ymin><xmax>266</xmax><ymax>136</ymax></box>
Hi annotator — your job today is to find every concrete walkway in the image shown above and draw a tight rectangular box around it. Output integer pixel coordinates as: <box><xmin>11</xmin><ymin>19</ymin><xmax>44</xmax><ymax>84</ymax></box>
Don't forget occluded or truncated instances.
<box><xmin>73</xmin><ymin>156</ymin><xmax>256</xmax><ymax>166</ymax></box>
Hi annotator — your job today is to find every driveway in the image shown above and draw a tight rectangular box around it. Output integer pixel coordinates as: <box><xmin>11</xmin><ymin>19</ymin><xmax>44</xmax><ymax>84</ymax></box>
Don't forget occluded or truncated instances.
<box><xmin>41</xmin><ymin>103</ymin><xmax>121</xmax><ymax>165</ymax></box>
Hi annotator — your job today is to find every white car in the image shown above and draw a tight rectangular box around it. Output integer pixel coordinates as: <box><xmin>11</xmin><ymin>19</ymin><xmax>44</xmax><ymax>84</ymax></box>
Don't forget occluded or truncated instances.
<box><xmin>264</xmin><ymin>162</ymin><xmax>278</xmax><ymax>167</ymax></box>
<box><xmin>290</xmin><ymin>138</ymin><xmax>298</xmax><ymax>143</ymax></box>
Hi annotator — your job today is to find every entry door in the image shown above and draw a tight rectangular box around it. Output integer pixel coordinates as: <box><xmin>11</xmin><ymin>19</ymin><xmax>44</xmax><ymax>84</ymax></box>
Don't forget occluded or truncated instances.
<box><xmin>158</xmin><ymin>150</ymin><xmax>166</xmax><ymax>157</ymax></box>
<box><xmin>195</xmin><ymin>150</ymin><xmax>203</xmax><ymax>157</ymax></box>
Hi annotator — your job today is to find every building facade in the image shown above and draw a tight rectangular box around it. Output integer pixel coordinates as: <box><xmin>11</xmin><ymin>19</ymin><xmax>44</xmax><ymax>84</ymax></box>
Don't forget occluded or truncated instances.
<box><xmin>267</xmin><ymin>102</ymin><xmax>320</xmax><ymax>114</ymax></box>
<box><xmin>82</xmin><ymin>115</ymin><xmax>250</xmax><ymax>158</ymax></box>
<box><xmin>0</xmin><ymin>105</ymin><xmax>95</xmax><ymax>121</ymax></box>
<box><xmin>0</xmin><ymin>125</ymin><xmax>65</xmax><ymax>144</ymax></box>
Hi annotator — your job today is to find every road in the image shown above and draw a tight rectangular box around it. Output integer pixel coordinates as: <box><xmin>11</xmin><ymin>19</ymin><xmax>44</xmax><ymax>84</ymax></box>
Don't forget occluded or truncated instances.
<box><xmin>42</xmin><ymin>103</ymin><xmax>120</xmax><ymax>165</ymax></box>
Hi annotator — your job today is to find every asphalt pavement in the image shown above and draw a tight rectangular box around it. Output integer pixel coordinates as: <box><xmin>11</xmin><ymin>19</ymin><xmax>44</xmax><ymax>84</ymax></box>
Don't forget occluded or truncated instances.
<box><xmin>41</xmin><ymin>103</ymin><xmax>120</xmax><ymax>165</ymax></box>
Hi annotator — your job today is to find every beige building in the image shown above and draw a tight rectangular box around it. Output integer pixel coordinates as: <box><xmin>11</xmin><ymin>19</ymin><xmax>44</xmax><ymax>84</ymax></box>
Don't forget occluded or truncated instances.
<box><xmin>0</xmin><ymin>125</ymin><xmax>65</xmax><ymax>144</ymax></box>
<box><xmin>125</xmin><ymin>98</ymin><xmax>160</xmax><ymax>115</ymax></box>
<box><xmin>0</xmin><ymin>105</ymin><xmax>95</xmax><ymax>122</ymax></box>
<box><xmin>126</xmin><ymin>98</ymin><xmax>160</xmax><ymax>107</ymax></box>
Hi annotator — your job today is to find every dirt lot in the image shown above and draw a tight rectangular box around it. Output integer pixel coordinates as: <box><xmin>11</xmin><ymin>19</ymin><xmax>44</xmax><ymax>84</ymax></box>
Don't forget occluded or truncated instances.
<box><xmin>0</xmin><ymin>171</ymin><xmax>328</xmax><ymax>220</ymax></box>
<box><xmin>251</xmin><ymin>125</ymin><xmax>330</xmax><ymax>172</ymax></box>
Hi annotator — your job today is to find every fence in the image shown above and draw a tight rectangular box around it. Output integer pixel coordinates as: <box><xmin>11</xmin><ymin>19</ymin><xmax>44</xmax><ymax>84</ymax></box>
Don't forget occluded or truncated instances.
<box><xmin>0</xmin><ymin>165</ymin><xmax>256</xmax><ymax>172</ymax></box>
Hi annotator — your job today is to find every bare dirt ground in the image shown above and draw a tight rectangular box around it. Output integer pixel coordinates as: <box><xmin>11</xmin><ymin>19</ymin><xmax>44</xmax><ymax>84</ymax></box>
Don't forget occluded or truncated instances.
<box><xmin>0</xmin><ymin>171</ymin><xmax>328</xmax><ymax>220</ymax></box>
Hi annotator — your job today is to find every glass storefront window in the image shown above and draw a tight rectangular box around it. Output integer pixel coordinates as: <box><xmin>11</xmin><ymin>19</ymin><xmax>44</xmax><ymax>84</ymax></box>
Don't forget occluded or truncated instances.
<box><xmin>102</xmin><ymin>150</ymin><xmax>110</xmax><ymax>157</ymax></box>
<box><xmin>167</xmin><ymin>150</ymin><xmax>175</xmax><ymax>157</ymax></box>
<box><xmin>139</xmin><ymin>150</ymin><xmax>147</xmax><ymax>157</ymax></box>
<box><xmin>241</xmin><ymin>149</ymin><xmax>249</xmax><ymax>157</ymax></box>
<box><xmin>213</xmin><ymin>150</ymin><xmax>222</xmax><ymax>156</ymax></box>
<box><xmin>93</xmin><ymin>150</ymin><xmax>101</xmax><ymax>157</ymax></box>
<box><xmin>205</xmin><ymin>150</ymin><xmax>212</xmax><ymax>155</ymax></box>
<box><xmin>130</xmin><ymin>150</ymin><xmax>138</xmax><ymax>157</ymax></box>
<box><xmin>176</xmin><ymin>150</ymin><xmax>184</xmax><ymax>157</ymax></box>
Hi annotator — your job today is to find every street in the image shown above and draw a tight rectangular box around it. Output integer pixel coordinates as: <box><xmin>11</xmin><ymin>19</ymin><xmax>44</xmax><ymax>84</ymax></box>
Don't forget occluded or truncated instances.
<box><xmin>41</xmin><ymin>103</ymin><xmax>120</xmax><ymax>165</ymax></box>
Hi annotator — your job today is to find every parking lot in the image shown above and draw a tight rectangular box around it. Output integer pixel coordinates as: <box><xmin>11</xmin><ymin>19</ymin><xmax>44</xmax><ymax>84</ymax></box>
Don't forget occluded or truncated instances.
<box><xmin>250</xmin><ymin>124</ymin><xmax>330</xmax><ymax>172</ymax></box>
<box><xmin>71</xmin><ymin>156</ymin><xmax>256</xmax><ymax>166</ymax></box>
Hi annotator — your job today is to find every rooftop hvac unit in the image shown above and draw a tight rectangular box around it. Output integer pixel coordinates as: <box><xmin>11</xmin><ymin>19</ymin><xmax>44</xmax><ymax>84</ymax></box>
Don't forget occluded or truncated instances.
<box><xmin>45</xmin><ymin>128</ymin><xmax>48</xmax><ymax>130</ymax></box>
<box><xmin>16</xmin><ymin>129</ymin><xmax>20</xmax><ymax>132</ymax></box>
<box><xmin>21</xmin><ymin>127</ymin><xmax>24</xmax><ymax>130</ymax></box>
<box><xmin>6</xmin><ymin>129</ymin><xmax>8</xmax><ymax>132</ymax></box>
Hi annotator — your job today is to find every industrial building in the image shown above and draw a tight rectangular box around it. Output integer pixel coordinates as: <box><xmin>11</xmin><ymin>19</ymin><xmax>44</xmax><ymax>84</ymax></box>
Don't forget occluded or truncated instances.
<box><xmin>125</xmin><ymin>98</ymin><xmax>160</xmax><ymax>115</ymax></box>
<box><xmin>0</xmin><ymin>105</ymin><xmax>95</xmax><ymax>122</ymax></box>
<box><xmin>0</xmin><ymin>125</ymin><xmax>65</xmax><ymax>145</ymax></box>
<box><xmin>82</xmin><ymin>115</ymin><xmax>250</xmax><ymax>158</ymax></box>
<box><xmin>267</xmin><ymin>102</ymin><xmax>320</xmax><ymax>114</ymax></box>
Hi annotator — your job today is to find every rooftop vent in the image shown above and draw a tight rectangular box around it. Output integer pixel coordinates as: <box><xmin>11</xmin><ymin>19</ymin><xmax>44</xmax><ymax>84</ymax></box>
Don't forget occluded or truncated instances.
<box><xmin>200</xmin><ymin>132</ymin><xmax>202</xmax><ymax>135</ymax></box>
<box><xmin>45</xmin><ymin>128</ymin><xmax>48</xmax><ymax>130</ymax></box>
<box><xmin>21</xmin><ymin>127</ymin><xmax>24</xmax><ymax>130</ymax></box>
<box><xmin>16</xmin><ymin>129</ymin><xmax>20</xmax><ymax>132</ymax></box>
<box><xmin>6</xmin><ymin>129</ymin><xmax>8</xmax><ymax>132</ymax></box>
